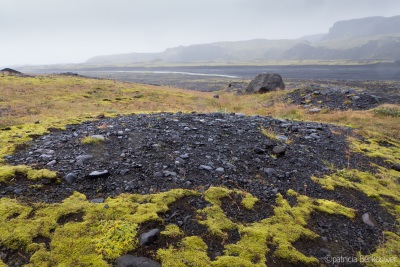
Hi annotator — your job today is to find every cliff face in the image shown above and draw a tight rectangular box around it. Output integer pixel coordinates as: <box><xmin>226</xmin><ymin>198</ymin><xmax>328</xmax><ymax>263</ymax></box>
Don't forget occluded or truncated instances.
<box><xmin>323</xmin><ymin>16</ymin><xmax>400</xmax><ymax>40</ymax></box>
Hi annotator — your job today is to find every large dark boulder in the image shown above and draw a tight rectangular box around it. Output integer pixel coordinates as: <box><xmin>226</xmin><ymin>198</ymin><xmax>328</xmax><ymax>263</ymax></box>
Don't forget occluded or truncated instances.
<box><xmin>245</xmin><ymin>73</ymin><xmax>285</xmax><ymax>94</ymax></box>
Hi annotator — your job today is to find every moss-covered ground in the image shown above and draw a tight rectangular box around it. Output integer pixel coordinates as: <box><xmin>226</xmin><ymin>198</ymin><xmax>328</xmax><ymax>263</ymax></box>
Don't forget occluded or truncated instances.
<box><xmin>0</xmin><ymin>187</ymin><xmax>357</xmax><ymax>266</ymax></box>
<box><xmin>0</xmin><ymin>73</ymin><xmax>399</xmax><ymax>266</ymax></box>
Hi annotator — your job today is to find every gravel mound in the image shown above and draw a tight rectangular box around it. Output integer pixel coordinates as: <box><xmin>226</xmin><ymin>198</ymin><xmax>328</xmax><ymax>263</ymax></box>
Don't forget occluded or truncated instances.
<box><xmin>4</xmin><ymin>112</ymin><xmax>362</xmax><ymax>202</ymax></box>
<box><xmin>4</xmin><ymin>112</ymin><xmax>390</xmax><ymax>203</ymax></box>
<box><xmin>285</xmin><ymin>80</ymin><xmax>400</xmax><ymax>111</ymax></box>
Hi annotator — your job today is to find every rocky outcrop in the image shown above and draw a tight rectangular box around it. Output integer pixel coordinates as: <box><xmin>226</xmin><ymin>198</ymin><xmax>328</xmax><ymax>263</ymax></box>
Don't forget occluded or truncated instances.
<box><xmin>285</xmin><ymin>84</ymin><xmax>389</xmax><ymax>111</ymax></box>
<box><xmin>0</xmin><ymin>68</ymin><xmax>32</xmax><ymax>77</ymax></box>
<box><xmin>0</xmin><ymin>68</ymin><xmax>23</xmax><ymax>76</ymax></box>
<box><xmin>245</xmin><ymin>73</ymin><xmax>285</xmax><ymax>94</ymax></box>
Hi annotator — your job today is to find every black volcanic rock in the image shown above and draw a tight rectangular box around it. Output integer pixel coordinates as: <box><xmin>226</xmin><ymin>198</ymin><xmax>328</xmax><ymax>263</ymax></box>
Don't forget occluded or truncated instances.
<box><xmin>139</xmin><ymin>229</ymin><xmax>160</xmax><ymax>246</ymax></box>
<box><xmin>4</xmin><ymin>112</ymin><xmax>388</xmax><ymax>205</ymax></box>
<box><xmin>284</xmin><ymin>84</ymin><xmax>397</xmax><ymax>111</ymax></box>
<box><xmin>245</xmin><ymin>73</ymin><xmax>285</xmax><ymax>94</ymax></box>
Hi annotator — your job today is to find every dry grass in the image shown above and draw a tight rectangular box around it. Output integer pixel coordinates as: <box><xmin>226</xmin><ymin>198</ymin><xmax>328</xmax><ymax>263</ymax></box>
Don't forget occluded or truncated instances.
<box><xmin>260</xmin><ymin>126</ymin><xmax>279</xmax><ymax>140</ymax></box>
<box><xmin>0</xmin><ymin>74</ymin><xmax>287</xmax><ymax>129</ymax></box>
<box><xmin>303</xmin><ymin>108</ymin><xmax>400</xmax><ymax>140</ymax></box>
<box><xmin>0</xmin><ymin>75</ymin><xmax>213</xmax><ymax>127</ymax></box>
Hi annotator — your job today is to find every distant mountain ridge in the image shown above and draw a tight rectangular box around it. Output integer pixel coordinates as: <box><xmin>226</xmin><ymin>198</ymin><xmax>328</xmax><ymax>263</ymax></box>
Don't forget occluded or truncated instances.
<box><xmin>323</xmin><ymin>16</ymin><xmax>400</xmax><ymax>40</ymax></box>
<box><xmin>86</xmin><ymin>15</ymin><xmax>400</xmax><ymax>64</ymax></box>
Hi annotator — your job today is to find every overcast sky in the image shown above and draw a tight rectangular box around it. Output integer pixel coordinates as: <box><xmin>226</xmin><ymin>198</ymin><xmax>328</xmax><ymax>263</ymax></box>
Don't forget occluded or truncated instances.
<box><xmin>1</xmin><ymin>0</ymin><xmax>399</xmax><ymax>66</ymax></box>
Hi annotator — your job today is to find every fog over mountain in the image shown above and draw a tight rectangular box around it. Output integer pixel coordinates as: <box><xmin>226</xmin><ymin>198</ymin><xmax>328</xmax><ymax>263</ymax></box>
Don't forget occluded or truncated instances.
<box><xmin>1</xmin><ymin>0</ymin><xmax>400</xmax><ymax>66</ymax></box>
<box><xmin>86</xmin><ymin>16</ymin><xmax>400</xmax><ymax>64</ymax></box>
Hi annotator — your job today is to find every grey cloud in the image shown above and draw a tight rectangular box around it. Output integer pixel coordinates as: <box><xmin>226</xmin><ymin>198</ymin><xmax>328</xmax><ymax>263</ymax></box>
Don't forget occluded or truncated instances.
<box><xmin>1</xmin><ymin>0</ymin><xmax>399</xmax><ymax>66</ymax></box>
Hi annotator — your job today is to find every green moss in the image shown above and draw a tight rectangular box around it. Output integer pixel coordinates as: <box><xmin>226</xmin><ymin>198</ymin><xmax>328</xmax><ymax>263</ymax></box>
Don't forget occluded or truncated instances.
<box><xmin>212</xmin><ymin>256</ymin><xmax>261</xmax><ymax>267</ymax></box>
<box><xmin>88</xmin><ymin>189</ymin><xmax>197</xmax><ymax>225</ymax></box>
<box><xmin>0</xmin><ymin>198</ymin><xmax>34</xmax><ymax>249</ymax></box>
<box><xmin>157</xmin><ymin>236</ymin><xmax>211</xmax><ymax>267</ymax></box>
<box><xmin>0</xmin><ymin>165</ymin><xmax>17</xmax><ymax>183</ymax></box>
<box><xmin>151</xmin><ymin>188</ymin><xmax>198</xmax><ymax>205</ymax></box>
<box><xmin>365</xmin><ymin>231</ymin><xmax>400</xmax><ymax>267</ymax></box>
<box><xmin>0</xmin><ymin>185</ymin><xmax>390</xmax><ymax>266</ymax></box>
<box><xmin>81</xmin><ymin>136</ymin><xmax>104</xmax><ymax>144</ymax></box>
<box><xmin>313</xmin><ymin>198</ymin><xmax>356</xmax><ymax>218</ymax></box>
<box><xmin>350</xmin><ymin>136</ymin><xmax>400</xmax><ymax>165</ymax></box>
<box><xmin>312</xmin><ymin>134</ymin><xmax>400</xmax><ymax>264</ymax></box>
<box><xmin>214</xmin><ymin>192</ymin><xmax>354</xmax><ymax>266</ymax></box>
<box><xmin>197</xmin><ymin>205</ymin><xmax>237</xmax><ymax>238</ymax></box>
<box><xmin>131</xmin><ymin>203</ymin><xmax>166</xmax><ymax>223</ymax></box>
<box><xmin>313</xmin><ymin>168</ymin><xmax>400</xmax><ymax>204</ymax></box>
<box><xmin>0</xmin><ymin>189</ymin><xmax>198</xmax><ymax>265</ymax></box>
<box><xmin>130</xmin><ymin>189</ymin><xmax>199</xmax><ymax>224</ymax></box>
<box><xmin>0</xmin><ymin>118</ymin><xmax>90</xmax><ymax>163</ymax></box>
<box><xmin>241</xmin><ymin>193</ymin><xmax>258</xmax><ymax>210</ymax></box>
<box><xmin>28</xmin><ymin>184</ymin><xmax>45</xmax><ymax>190</ymax></box>
<box><xmin>45</xmin><ymin>222</ymin><xmax>109</xmax><ymax>266</ymax></box>
<box><xmin>203</xmin><ymin>187</ymin><xmax>231</xmax><ymax>206</ymax></box>
<box><xmin>0</xmin><ymin>193</ymin><xmax>89</xmax><ymax>252</ymax></box>
<box><xmin>26</xmin><ymin>244</ymin><xmax>54</xmax><ymax>267</ymax></box>
<box><xmin>288</xmin><ymin>190</ymin><xmax>355</xmax><ymax>219</ymax></box>
<box><xmin>188</xmin><ymin>187</ymin><xmax>354</xmax><ymax>266</ymax></box>
<box><xmin>263</xmin><ymin>194</ymin><xmax>320</xmax><ymax>265</ymax></box>
<box><xmin>204</xmin><ymin>187</ymin><xmax>258</xmax><ymax>210</ymax></box>
<box><xmin>215</xmin><ymin>223</ymin><xmax>269</xmax><ymax>267</ymax></box>
<box><xmin>197</xmin><ymin>187</ymin><xmax>237</xmax><ymax>238</ymax></box>
<box><xmin>26</xmin><ymin>168</ymin><xmax>58</xmax><ymax>181</ymax></box>
<box><xmin>94</xmin><ymin>220</ymin><xmax>138</xmax><ymax>259</ymax></box>
<box><xmin>161</xmin><ymin>224</ymin><xmax>183</xmax><ymax>238</ymax></box>
<box><xmin>0</xmin><ymin>123</ymin><xmax>54</xmax><ymax>162</ymax></box>
<box><xmin>286</xmin><ymin>188</ymin><xmax>298</xmax><ymax>197</ymax></box>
